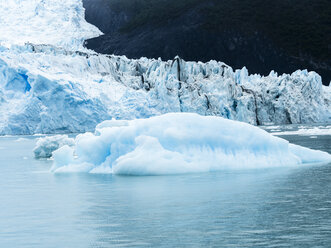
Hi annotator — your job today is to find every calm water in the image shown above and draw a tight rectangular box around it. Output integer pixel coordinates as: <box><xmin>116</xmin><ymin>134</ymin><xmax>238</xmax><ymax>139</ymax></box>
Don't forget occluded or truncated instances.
<box><xmin>0</xmin><ymin>127</ymin><xmax>330</xmax><ymax>247</ymax></box>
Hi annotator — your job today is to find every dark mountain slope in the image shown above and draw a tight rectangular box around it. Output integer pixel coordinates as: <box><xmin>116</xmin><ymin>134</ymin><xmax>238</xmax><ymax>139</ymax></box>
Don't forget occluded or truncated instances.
<box><xmin>83</xmin><ymin>0</ymin><xmax>331</xmax><ymax>85</ymax></box>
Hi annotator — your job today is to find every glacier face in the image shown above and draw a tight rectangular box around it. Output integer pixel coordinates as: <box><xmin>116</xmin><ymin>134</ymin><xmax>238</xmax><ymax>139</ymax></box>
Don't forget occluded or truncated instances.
<box><xmin>0</xmin><ymin>0</ymin><xmax>330</xmax><ymax>135</ymax></box>
<box><xmin>0</xmin><ymin>44</ymin><xmax>330</xmax><ymax>135</ymax></box>
<box><xmin>50</xmin><ymin>113</ymin><xmax>331</xmax><ymax>175</ymax></box>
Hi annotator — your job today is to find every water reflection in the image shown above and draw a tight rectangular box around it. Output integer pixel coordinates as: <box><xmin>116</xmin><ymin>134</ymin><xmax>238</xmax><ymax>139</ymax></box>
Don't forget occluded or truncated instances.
<box><xmin>80</xmin><ymin>165</ymin><xmax>331</xmax><ymax>247</ymax></box>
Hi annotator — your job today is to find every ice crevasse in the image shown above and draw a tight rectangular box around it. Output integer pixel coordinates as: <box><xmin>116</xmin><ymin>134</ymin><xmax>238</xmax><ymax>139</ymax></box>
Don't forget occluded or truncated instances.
<box><xmin>51</xmin><ymin>113</ymin><xmax>331</xmax><ymax>175</ymax></box>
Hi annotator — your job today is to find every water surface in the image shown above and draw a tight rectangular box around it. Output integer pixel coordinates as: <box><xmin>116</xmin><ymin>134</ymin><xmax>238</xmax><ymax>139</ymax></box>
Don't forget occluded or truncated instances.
<box><xmin>0</xmin><ymin>125</ymin><xmax>330</xmax><ymax>247</ymax></box>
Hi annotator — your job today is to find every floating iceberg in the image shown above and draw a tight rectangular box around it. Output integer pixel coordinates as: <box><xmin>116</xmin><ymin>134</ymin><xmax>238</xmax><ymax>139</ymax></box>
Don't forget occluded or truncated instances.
<box><xmin>51</xmin><ymin>113</ymin><xmax>331</xmax><ymax>175</ymax></box>
<box><xmin>34</xmin><ymin>135</ymin><xmax>74</xmax><ymax>159</ymax></box>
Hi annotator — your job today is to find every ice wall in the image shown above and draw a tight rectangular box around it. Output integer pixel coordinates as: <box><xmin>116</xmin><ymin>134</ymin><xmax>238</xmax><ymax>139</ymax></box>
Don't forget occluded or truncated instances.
<box><xmin>0</xmin><ymin>44</ymin><xmax>330</xmax><ymax>135</ymax></box>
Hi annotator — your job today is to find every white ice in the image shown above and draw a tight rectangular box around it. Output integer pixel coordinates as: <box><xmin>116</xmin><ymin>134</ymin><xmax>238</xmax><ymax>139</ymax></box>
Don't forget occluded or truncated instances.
<box><xmin>272</xmin><ymin>127</ymin><xmax>331</xmax><ymax>136</ymax></box>
<box><xmin>51</xmin><ymin>113</ymin><xmax>331</xmax><ymax>175</ymax></box>
<box><xmin>34</xmin><ymin>135</ymin><xmax>74</xmax><ymax>158</ymax></box>
<box><xmin>0</xmin><ymin>46</ymin><xmax>330</xmax><ymax>135</ymax></box>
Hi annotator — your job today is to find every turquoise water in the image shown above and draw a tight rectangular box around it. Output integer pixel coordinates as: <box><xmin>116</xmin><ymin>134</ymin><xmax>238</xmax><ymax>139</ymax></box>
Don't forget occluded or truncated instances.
<box><xmin>0</xmin><ymin>132</ymin><xmax>330</xmax><ymax>247</ymax></box>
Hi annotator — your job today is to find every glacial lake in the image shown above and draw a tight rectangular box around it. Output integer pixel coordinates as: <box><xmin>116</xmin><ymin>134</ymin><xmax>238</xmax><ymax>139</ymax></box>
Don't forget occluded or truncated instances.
<box><xmin>0</xmin><ymin>124</ymin><xmax>330</xmax><ymax>247</ymax></box>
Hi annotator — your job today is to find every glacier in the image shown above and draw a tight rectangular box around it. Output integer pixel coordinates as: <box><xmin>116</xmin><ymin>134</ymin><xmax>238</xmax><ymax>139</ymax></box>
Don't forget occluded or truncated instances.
<box><xmin>0</xmin><ymin>44</ymin><xmax>330</xmax><ymax>135</ymax></box>
<box><xmin>50</xmin><ymin>113</ymin><xmax>331</xmax><ymax>175</ymax></box>
<box><xmin>0</xmin><ymin>0</ymin><xmax>330</xmax><ymax>136</ymax></box>
<box><xmin>0</xmin><ymin>0</ymin><xmax>102</xmax><ymax>50</ymax></box>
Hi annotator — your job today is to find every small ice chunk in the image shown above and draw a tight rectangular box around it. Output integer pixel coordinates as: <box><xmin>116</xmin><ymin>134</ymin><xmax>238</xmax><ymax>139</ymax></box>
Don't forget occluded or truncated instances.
<box><xmin>272</xmin><ymin>127</ymin><xmax>331</xmax><ymax>136</ymax></box>
<box><xmin>34</xmin><ymin>135</ymin><xmax>74</xmax><ymax>159</ymax></box>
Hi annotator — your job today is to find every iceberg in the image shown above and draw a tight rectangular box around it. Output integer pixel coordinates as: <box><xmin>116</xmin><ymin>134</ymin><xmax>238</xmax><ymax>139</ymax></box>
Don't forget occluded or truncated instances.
<box><xmin>34</xmin><ymin>135</ymin><xmax>74</xmax><ymax>158</ymax></box>
<box><xmin>51</xmin><ymin>113</ymin><xmax>331</xmax><ymax>175</ymax></box>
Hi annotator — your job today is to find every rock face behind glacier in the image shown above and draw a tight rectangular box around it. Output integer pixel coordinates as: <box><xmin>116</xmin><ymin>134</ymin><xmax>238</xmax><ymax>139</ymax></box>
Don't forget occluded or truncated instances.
<box><xmin>0</xmin><ymin>43</ymin><xmax>330</xmax><ymax>135</ymax></box>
